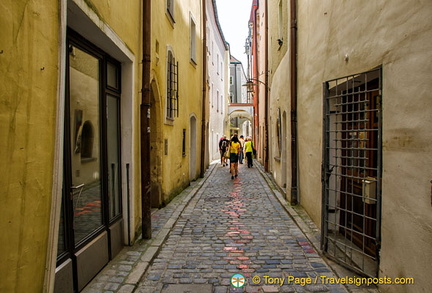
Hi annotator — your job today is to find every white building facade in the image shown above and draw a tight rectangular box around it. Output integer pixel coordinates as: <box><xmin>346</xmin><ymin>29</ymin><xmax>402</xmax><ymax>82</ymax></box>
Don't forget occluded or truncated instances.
<box><xmin>207</xmin><ymin>0</ymin><xmax>229</xmax><ymax>162</ymax></box>
<box><xmin>229</xmin><ymin>57</ymin><xmax>251</xmax><ymax>137</ymax></box>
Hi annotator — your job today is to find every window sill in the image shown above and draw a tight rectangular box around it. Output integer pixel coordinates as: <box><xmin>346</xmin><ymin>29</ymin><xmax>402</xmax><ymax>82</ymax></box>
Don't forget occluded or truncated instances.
<box><xmin>190</xmin><ymin>58</ymin><xmax>197</xmax><ymax>68</ymax></box>
<box><xmin>165</xmin><ymin>117</ymin><xmax>174</xmax><ymax>126</ymax></box>
<box><xmin>166</xmin><ymin>11</ymin><xmax>175</xmax><ymax>28</ymax></box>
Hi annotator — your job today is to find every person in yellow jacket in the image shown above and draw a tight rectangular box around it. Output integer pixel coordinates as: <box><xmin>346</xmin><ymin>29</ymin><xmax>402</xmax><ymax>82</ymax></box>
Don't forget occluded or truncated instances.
<box><xmin>243</xmin><ymin>136</ymin><xmax>254</xmax><ymax>168</ymax></box>
<box><xmin>229</xmin><ymin>135</ymin><xmax>241</xmax><ymax>179</ymax></box>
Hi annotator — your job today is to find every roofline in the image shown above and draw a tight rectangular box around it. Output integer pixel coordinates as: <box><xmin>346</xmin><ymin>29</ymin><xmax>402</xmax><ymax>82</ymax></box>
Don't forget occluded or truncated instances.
<box><xmin>211</xmin><ymin>0</ymin><xmax>230</xmax><ymax>50</ymax></box>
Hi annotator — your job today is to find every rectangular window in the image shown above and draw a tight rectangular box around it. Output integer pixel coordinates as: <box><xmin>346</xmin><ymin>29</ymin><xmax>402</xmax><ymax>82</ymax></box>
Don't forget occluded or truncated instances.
<box><xmin>212</xmin><ymin>41</ymin><xmax>214</xmax><ymax>64</ymax></box>
<box><xmin>278</xmin><ymin>0</ymin><xmax>283</xmax><ymax>41</ymax></box>
<box><xmin>217</xmin><ymin>54</ymin><xmax>220</xmax><ymax>74</ymax></box>
<box><xmin>211</xmin><ymin>83</ymin><xmax>214</xmax><ymax>108</ymax></box>
<box><xmin>167</xmin><ymin>0</ymin><xmax>175</xmax><ymax>22</ymax></box>
<box><xmin>190</xmin><ymin>16</ymin><xmax>197</xmax><ymax>64</ymax></box>
<box><xmin>166</xmin><ymin>51</ymin><xmax>179</xmax><ymax>119</ymax></box>
<box><xmin>217</xmin><ymin>90</ymin><xmax>219</xmax><ymax>112</ymax></box>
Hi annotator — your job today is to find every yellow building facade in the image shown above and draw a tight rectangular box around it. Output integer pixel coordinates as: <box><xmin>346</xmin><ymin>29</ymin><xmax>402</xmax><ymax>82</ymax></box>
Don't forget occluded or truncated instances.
<box><xmin>149</xmin><ymin>0</ymin><xmax>205</xmax><ymax>207</ymax></box>
<box><xmin>1</xmin><ymin>0</ymin><xmax>207</xmax><ymax>291</ymax></box>
<box><xmin>0</xmin><ymin>1</ymin><xmax>60</xmax><ymax>292</ymax></box>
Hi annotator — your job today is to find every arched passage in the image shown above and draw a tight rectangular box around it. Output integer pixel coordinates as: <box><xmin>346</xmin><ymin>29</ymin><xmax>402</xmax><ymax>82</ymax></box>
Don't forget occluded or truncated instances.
<box><xmin>150</xmin><ymin>79</ymin><xmax>163</xmax><ymax>208</ymax></box>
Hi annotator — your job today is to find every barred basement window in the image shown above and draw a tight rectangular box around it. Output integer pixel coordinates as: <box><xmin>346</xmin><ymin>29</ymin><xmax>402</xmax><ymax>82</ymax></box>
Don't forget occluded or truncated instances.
<box><xmin>166</xmin><ymin>50</ymin><xmax>179</xmax><ymax>119</ymax></box>
<box><xmin>322</xmin><ymin>67</ymin><xmax>382</xmax><ymax>277</ymax></box>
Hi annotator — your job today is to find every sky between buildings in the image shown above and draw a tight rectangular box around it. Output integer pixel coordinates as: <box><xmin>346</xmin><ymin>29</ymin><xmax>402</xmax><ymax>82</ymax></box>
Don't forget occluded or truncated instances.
<box><xmin>214</xmin><ymin>0</ymin><xmax>253</xmax><ymax>69</ymax></box>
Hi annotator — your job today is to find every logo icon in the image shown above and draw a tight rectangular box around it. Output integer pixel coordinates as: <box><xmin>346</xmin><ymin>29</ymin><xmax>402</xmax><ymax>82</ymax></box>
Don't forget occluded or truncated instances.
<box><xmin>231</xmin><ymin>273</ymin><xmax>246</xmax><ymax>288</ymax></box>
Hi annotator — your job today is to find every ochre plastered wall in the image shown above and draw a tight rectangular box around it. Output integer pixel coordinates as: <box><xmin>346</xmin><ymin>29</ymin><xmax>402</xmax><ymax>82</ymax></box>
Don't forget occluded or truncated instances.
<box><xmin>151</xmin><ymin>0</ymin><xmax>204</xmax><ymax>203</ymax></box>
<box><xmin>0</xmin><ymin>1</ymin><xmax>59</xmax><ymax>292</ymax></box>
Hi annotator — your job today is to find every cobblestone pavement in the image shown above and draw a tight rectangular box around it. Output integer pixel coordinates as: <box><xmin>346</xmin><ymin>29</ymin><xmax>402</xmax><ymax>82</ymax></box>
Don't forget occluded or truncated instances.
<box><xmin>83</xmin><ymin>162</ymin><xmax>378</xmax><ymax>293</ymax></box>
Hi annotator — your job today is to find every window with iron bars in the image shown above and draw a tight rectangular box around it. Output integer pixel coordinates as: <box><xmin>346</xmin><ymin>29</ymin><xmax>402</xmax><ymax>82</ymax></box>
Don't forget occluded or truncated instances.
<box><xmin>166</xmin><ymin>51</ymin><xmax>179</xmax><ymax>119</ymax></box>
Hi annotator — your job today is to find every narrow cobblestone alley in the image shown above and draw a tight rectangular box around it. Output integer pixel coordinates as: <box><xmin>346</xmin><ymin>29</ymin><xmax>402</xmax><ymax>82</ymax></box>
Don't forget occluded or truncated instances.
<box><xmin>83</xmin><ymin>162</ymin><xmax>366</xmax><ymax>293</ymax></box>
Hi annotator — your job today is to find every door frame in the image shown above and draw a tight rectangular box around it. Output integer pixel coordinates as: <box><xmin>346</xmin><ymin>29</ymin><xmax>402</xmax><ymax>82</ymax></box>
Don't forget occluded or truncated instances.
<box><xmin>49</xmin><ymin>1</ymin><xmax>137</xmax><ymax>291</ymax></box>
<box><xmin>56</xmin><ymin>30</ymin><xmax>124</xmax><ymax>292</ymax></box>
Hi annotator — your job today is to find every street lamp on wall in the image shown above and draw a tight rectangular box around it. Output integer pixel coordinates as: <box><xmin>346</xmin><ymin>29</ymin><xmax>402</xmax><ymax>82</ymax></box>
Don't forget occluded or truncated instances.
<box><xmin>244</xmin><ymin>80</ymin><xmax>256</xmax><ymax>93</ymax></box>
<box><xmin>243</xmin><ymin>78</ymin><xmax>268</xmax><ymax>91</ymax></box>
<box><xmin>242</xmin><ymin>78</ymin><xmax>270</xmax><ymax>171</ymax></box>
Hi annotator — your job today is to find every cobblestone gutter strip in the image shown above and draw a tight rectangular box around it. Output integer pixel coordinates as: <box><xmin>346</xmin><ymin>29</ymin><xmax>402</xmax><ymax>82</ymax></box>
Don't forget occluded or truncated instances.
<box><xmin>254</xmin><ymin>163</ymin><xmax>321</xmax><ymax>253</ymax></box>
<box><xmin>254</xmin><ymin>163</ymin><xmax>379</xmax><ymax>293</ymax></box>
<box><xmin>82</xmin><ymin>163</ymin><xmax>218</xmax><ymax>293</ymax></box>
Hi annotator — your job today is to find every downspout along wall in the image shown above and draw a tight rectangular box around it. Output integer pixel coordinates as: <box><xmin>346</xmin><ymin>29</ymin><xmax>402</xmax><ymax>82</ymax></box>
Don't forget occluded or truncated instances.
<box><xmin>289</xmin><ymin>0</ymin><xmax>298</xmax><ymax>204</ymax></box>
<box><xmin>252</xmin><ymin>2</ymin><xmax>259</xmax><ymax>153</ymax></box>
<box><xmin>200</xmin><ymin>0</ymin><xmax>207</xmax><ymax>177</ymax></box>
<box><xmin>264</xmin><ymin>0</ymin><xmax>269</xmax><ymax>172</ymax></box>
<box><xmin>141</xmin><ymin>0</ymin><xmax>152</xmax><ymax>239</ymax></box>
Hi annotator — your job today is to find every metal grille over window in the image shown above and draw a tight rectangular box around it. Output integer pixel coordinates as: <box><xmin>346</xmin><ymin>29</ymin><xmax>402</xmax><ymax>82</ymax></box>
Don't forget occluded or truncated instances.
<box><xmin>322</xmin><ymin>67</ymin><xmax>382</xmax><ymax>277</ymax></box>
<box><xmin>167</xmin><ymin>52</ymin><xmax>179</xmax><ymax>119</ymax></box>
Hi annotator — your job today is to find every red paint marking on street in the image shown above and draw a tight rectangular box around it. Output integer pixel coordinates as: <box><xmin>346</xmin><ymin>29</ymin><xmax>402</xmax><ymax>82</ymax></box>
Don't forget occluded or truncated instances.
<box><xmin>224</xmin><ymin>247</ymin><xmax>237</xmax><ymax>251</ymax></box>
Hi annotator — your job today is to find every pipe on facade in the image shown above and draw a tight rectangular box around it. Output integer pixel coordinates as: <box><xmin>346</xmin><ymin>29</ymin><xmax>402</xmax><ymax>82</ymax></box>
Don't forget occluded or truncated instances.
<box><xmin>289</xmin><ymin>0</ymin><xmax>298</xmax><ymax>204</ymax></box>
<box><xmin>264</xmin><ymin>0</ymin><xmax>269</xmax><ymax>172</ymax></box>
<box><xmin>141</xmin><ymin>0</ymin><xmax>152</xmax><ymax>239</ymax></box>
<box><xmin>200</xmin><ymin>0</ymin><xmax>208</xmax><ymax>177</ymax></box>
<box><xmin>252</xmin><ymin>2</ymin><xmax>259</xmax><ymax>157</ymax></box>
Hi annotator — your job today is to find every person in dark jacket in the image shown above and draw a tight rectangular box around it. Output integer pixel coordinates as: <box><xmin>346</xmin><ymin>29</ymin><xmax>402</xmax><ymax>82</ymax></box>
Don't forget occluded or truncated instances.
<box><xmin>219</xmin><ymin>135</ymin><xmax>229</xmax><ymax>167</ymax></box>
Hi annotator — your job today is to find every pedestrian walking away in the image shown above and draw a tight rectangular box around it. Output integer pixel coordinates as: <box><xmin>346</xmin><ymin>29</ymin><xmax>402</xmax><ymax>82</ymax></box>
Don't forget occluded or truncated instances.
<box><xmin>244</xmin><ymin>136</ymin><xmax>254</xmax><ymax>168</ymax></box>
<box><xmin>229</xmin><ymin>135</ymin><xmax>240</xmax><ymax>179</ymax></box>
<box><xmin>219</xmin><ymin>135</ymin><xmax>229</xmax><ymax>167</ymax></box>
<box><xmin>238</xmin><ymin>135</ymin><xmax>245</xmax><ymax>164</ymax></box>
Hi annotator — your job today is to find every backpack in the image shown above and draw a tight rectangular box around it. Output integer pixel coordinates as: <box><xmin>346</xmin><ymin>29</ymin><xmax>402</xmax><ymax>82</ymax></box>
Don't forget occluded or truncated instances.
<box><xmin>221</xmin><ymin>140</ymin><xmax>227</xmax><ymax>149</ymax></box>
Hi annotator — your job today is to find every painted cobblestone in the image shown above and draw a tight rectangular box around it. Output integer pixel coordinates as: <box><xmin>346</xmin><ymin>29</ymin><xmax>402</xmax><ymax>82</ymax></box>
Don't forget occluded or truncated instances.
<box><xmin>83</xmin><ymin>162</ymin><xmax>375</xmax><ymax>293</ymax></box>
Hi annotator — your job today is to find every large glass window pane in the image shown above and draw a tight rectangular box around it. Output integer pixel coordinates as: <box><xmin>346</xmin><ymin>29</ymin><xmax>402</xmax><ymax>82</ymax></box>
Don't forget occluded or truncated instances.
<box><xmin>69</xmin><ymin>45</ymin><xmax>103</xmax><ymax>245</ymax></box>
<box><xmin>107</xmin><ymin>94</ymin><xmax>121</xmax><ymax>219</ymax></box>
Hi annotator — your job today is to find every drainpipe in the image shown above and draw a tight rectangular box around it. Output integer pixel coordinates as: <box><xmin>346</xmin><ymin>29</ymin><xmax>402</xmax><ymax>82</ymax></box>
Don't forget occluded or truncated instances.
<box><xmin>252</xmin><ymin>2</ymin><xmax>259</xmax><ymax>158</ymax></box>
<box><xmin>290</xmin><ymin>0</ymin><xmax>298</xmax><ymax>204</ymax></box>
<box><xmin>200</xmin><ymin>0</ymin><xmax>207</xmax><ymax>177</ymax></box>
<box><xmin>264</xmin><ymin>0</ymin><xmax>269</xmax><ymax>172</ymax></box>
<box><xmin>141</xmin><ymin>0</ymin><xmax>152</xmax><ymax>239</ymax></box>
